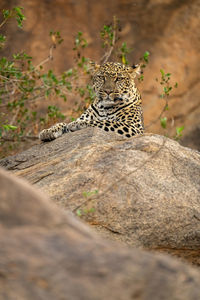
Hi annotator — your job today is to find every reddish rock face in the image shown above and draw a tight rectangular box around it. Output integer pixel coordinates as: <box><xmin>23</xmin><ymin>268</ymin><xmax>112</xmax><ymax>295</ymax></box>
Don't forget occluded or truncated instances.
<box><xmin>1</xmin><ymin>0</ymin><xmax>200</xmax><ymax>149</ymax></box>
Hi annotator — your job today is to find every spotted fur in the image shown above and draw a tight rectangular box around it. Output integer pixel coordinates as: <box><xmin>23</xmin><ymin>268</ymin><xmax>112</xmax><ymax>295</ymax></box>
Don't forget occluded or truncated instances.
<box><xmin>39</xmin><ymin>62</ymin><xmax>144</xmax><ymax>141</ymax></box>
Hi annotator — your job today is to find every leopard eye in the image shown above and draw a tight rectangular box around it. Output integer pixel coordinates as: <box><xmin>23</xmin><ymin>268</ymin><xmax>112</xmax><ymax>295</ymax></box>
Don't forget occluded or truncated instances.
<box><xmin>97</xmin><ymin>75</ymin><xmax>104</xmax><ymax>80</ymax></box>
<box><xmin>116</xmin><ymin>77</ymin><xmax>124</xmax><ymax>82</ymax></box>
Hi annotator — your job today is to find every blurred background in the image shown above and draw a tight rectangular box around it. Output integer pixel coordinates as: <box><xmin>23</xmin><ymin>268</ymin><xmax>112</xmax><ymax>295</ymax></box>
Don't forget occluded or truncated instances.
<box><xmin>0</xmin><ymin>0</ymin><xmax>199</xmax><ymax>155</ymax></box>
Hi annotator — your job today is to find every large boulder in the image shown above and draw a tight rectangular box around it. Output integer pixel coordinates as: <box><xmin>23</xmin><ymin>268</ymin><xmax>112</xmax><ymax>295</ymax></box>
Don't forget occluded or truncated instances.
<box><xmin>1</xmin><ymin>167</ymin><xmax>200</xmax><ymax>300</ymax></box>
<box><xmin>1</xmin><ymin>128</ymin><xmax>200</xmax><ymax>265</ymax></box>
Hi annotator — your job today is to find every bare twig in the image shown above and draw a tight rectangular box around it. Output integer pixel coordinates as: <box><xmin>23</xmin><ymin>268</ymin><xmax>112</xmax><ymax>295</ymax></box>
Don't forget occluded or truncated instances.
<box><xmin>34</xmin><ymin>44</ymin><xmax>55</xmax><ymax>70</ymax></box>
<box><xmin>0</xmin><ymin>74</ymin><xmax>26</xmax><ymax>82</ymax></box>
<box><xmin>10</xmin><ymin>106</ymin><xmax>20</xmax><ymax>125</ymax></box>
<box><xmin>0</xmin><ymin>18</ymin><xmax>7</xmax><ymax>29</ymax></box>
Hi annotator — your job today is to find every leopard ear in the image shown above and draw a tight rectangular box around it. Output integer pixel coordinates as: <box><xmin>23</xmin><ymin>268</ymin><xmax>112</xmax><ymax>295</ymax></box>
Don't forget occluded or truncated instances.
<box><xmin>131</xmin><ymin>64</ymin><xmax>142</xmax><ymax>75</ymax></box>
<box><xmin>88</xmin><ymin>61</ymin><xmax>100</xmax><ymax>73</ymax></box>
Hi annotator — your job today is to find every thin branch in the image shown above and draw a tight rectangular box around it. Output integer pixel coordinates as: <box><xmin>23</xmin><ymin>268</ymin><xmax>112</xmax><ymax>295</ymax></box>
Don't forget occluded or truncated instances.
<box><xmin>0</xmin><ymin>74</ymin><xmax>27</xmax><ymax>82</ymax></box>
<box><xmin>0</xmin><ymin>18</ymin><xmax>7</xmax><ymax>29</ymax></box>
<box><xmin>34</xmin><ymin>44</ymin><xmax>55</xmax><ymax>70</ymax></box>
<box><xmin>100</xmin><ymin>16</ymin><xmax>118</xmax><ymax>64</ymax></box>
<box><xmin>10</xmin><ymin>106</ymin><xmax>20</xmax><ymax>125</ymax></box>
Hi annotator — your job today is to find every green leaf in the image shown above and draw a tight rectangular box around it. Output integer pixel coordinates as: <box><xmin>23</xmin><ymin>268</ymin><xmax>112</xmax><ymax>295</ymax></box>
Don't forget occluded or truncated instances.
<box><xmin>60</xmin><ymin>94</ymin><xmax>67</xmax><ymax>102</ymax></box>
<box><xmin>66</xmin><ymin>82</ymin><xmax>72</xmax><ymax>91</ymax></box>
<box><xmin>174</xmin><ymin>126</ymin><xmax>184</xmax><ymax>140</ymax></box>
<box><xmin>13</xmin><ymin>7</ymin><xmax>26</xmax><ymax>28</ymax></box>
<box><xmin>164</xmin><ymin>104</ymin><xmax>169</xmax><ymax>111</ymax></box>
<box><xmin>0</xmin><ymin>34</ymin><xmax>6</xmax><ymax>42</ymax></box>
<box><xmin>58</xmin><ymin>38</ymin><xmax>64</xmax><ymax>44</ymax></box>
<box><xmin>3</xmin><ymin>9</ymin><xmax>10</xmax><ymax>19</ymax></box>
<box><xmin>138</xmin><ymin>75</ymin><xmax>144</xmax><ymax>82</ymax></box>
<box><xmin>143</xmin><ymin>51</ymin><xmax>150</xmax><ymax>63</ymax></box>
<box><xmin>32</xmin><ymin>111</ymin><xmax>37</xmax><ymax>118</ymax></box>
<box><xmin>54</xmin><ymin>88</ymin><xmax>60</xmax><ymax>95</ymax></box>
<box><xmin>163</xmin><ymin>86</ymin><xmax>172</xmax><ymax>95</ymax></box>
<box><xmin>0</xmin><ymin>34</ymin><xmax>6</xmax><ymax>49</ymax></box>
<box><xmin>160</xmin><ymin>69</ymin><xmax>165</xmax><ymax>77</ymax></box>
<box><xmin>45</xmin><ymin>89</ymin><xmax>51</xmax><ymax>98</ymax></box>
<box><xmin>176</xmin><ymin>126</ymin><xmax>184</xmax><ymax>136</ymax></box>
<box><xmin>65</xmin><ymin>69</ymin><xmax>73</xmax><ymax>77</ymax></box>
<box><xmin>2</xmin><ymin>124</ymin><xmax>17</xmax><ymax>131</ymax></box>
<box><xmin>83</xmin><ymin>190</ymin><xmax>98</xmax><ymax>198</ymax></box>
<box><xmin>76</xmin><ymin>209</ymin><xmax>82</xmax><ymax>217</ymax></box>
<box><xmin>89</xmin><ymin>207</ymin><xmax>95</xmax><ymax>213</ymax></box>
<box><xmin>14</xmin><ymin>7</ymin><xmax>23</xmax><ymax>14</ymax></box>
<box><xmin>78</xmin><ymin>88</ymin><xmax>85</xmax><ymax>97</ymax></box>
<box><xmin>160</xmin><ymin>117</ymin><xmax>167</xmax><ymax>129</ymax></box>
<box><xmin>83</xmin><ymin>207</ymin><xmax>95</xmax><ymax>214</ymax></box>
<box><xmin>174</xmin><ymin>82</ymin><xmax>178</xmax><ymax>88</ymax></box>
<box><xmin>163</xmin><ymin>87</ymin><xmax>168</xmax><ymax>94</ymax></box>
<box><xmin>122</xmin><ymin>54</ymin><xmax>127</xmax><ymax>65</ymax></box>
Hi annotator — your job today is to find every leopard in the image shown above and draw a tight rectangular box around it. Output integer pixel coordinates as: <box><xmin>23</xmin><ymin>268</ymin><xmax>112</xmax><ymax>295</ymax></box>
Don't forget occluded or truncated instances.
<box><xmin>39</xmin><ymin>62</ymin><xmax>144</xmax><ymax>142</ymax></box>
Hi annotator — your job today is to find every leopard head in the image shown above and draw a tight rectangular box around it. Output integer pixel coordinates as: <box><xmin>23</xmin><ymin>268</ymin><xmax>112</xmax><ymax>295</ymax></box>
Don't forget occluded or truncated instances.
<box><xmin>90</xmin><ymin>62</ymin><xmax>141</xmax><ymax>109</ymax></box>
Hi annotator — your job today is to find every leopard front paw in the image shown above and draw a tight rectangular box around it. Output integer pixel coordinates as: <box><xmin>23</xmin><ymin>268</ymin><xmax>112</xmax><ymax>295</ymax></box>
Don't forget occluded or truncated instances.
<box><xmin>39</xmin><ymin>123</ymin><xmax>68</xmax><ymax>142</ymax></box>
<box><xmin>39</xmin><ymin>129</ymin><xmax>56</xmax><ymax>142</ymax></box>
<box><xmin>39</xmin><ymin>128</ymin><xmax>64</xmax><ymax>141</ymax></box>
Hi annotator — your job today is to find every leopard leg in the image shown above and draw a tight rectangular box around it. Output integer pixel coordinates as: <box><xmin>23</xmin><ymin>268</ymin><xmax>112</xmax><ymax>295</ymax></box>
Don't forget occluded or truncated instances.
<box><xmin>39</xmin><ymin>107</ymin><xmax>96</xmax><ymax>142</ymax></box>
<box><xmin>39</xmin><ymin>122</ymin><xmax>68</xmax><ymax>141</ymax></box>
<box><xmin>39</xmin><ymin>119</ymin><xmax>142</xmax><ymax>141</ymax></box>
<box><xmin>39</xmin><ymin>119</ymin><xmax>93</xmax><ymax>141</ymax></box>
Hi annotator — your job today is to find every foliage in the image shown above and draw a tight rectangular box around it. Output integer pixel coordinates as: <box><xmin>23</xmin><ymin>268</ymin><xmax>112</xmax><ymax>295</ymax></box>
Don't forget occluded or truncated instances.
<box><xmin>100</xmin><ymin>16</ymin><xmax>133</xmax><ymax>65</ymax></box>
<box><xmin>76</xmin><ymin>207</ymin><xmax>95</xmax><ymax>217</ymax></box>
<box><xmin>83</xmin><ymin>190</ymin><xmax>98</xmax><ymax>198</ymax></box>
<box><xmin>2</xmin><ymin>7</ymin><xmax>25</xmax><ymax>29</ymax></box>
<box><xmin>160</xmin><ymin>117</ymin><xmax>167</xmax><ymax>129</ymax></box>
<box><xmin>0</xmin><ymin>7</ymin><xmax>93</xmax><ymax>156</ymax></box>
<box><xmin>120</xmin><ymin>42</ymin><xmax>132</xmax><ymax>65</ymax></box>
<box><xmin>153</xmin><ymin>70</ymin><xmax>178</xmax><ymax>131</ymax></box>
<box><xmin>175</xmin><ymin>126</ymin><xmax>184</xmax><ymax>140</ymax></box>
<box><xmin>138</xmin><ymin>51</ymin><xmax>150</xmax><ymax>82</ymax></box>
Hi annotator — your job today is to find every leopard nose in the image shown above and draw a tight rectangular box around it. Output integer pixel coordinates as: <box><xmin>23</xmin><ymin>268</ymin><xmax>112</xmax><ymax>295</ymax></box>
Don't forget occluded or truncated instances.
<box><xmin>104</xmin><ymin>89</ymin><xmax>112</xmax><ymax>95</ymax></box>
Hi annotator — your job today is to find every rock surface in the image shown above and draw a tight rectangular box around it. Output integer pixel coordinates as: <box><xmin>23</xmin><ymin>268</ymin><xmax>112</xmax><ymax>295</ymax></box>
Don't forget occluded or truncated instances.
<box><xmin>1</xmin><ymin>128</ymin><xmax>200</xmax><ymax>265</ymax></box>
<box><xmin>1</xmin><ymin>167</ymin><xmax>200</xmax><ymax>300</ymax></box>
